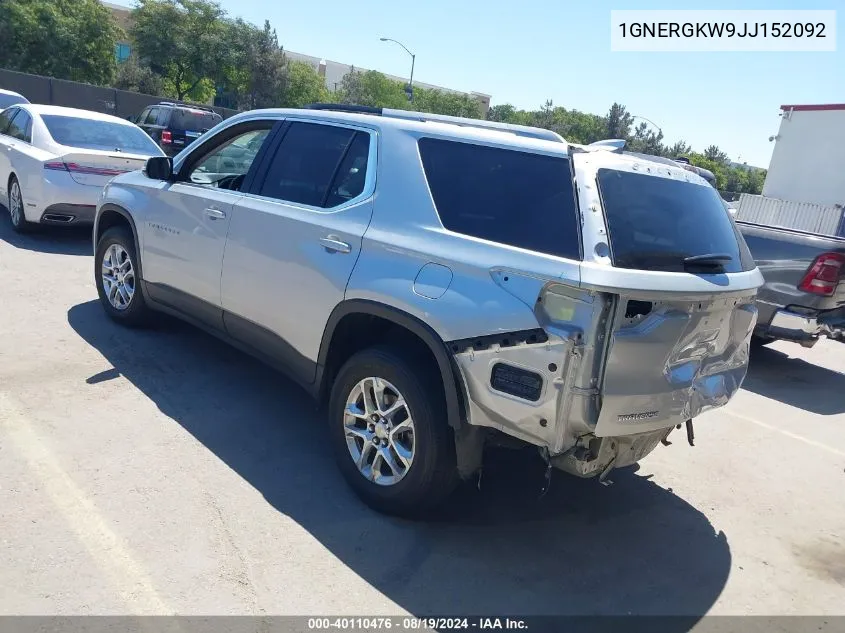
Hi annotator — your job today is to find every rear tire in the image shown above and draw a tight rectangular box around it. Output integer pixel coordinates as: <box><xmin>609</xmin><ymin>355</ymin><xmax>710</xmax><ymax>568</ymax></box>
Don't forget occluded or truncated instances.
<box><xmin>8</xmin><ymin>176</ymin><xmax>33</xmax><ymax>233</ymax></box>
<box><xmin>328</xmin><ymin>346</ymin><xmax>458</xmax><ymax>517</ymax></box>
<box><xmin>95</xmin><ymin>226</ymin><xmax>152</xmax><ymax>327</ymax></box>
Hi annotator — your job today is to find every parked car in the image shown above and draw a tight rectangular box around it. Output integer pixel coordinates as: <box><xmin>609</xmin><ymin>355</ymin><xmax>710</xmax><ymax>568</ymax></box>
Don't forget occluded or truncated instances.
<box><xmin>0</xmin><ymin>88</ymin><xmax>29</xmax><ymax>110</ymax></box>
<box><xmin>92</xmin><ymin>105</ymin><xmax>763</xmax><ymax>516</ymax></box>
<box><xmin>0</xmin><ymin>104</ymin><xmax>164</xmax><ymax>231</ymax></box>
<box><xmin>133</xmin><ymin>102</ymin><xmax>223</xmax><ymax>156</ymax></box>
<box><xmin>738</xmin><ymin>221</ymin><xmax>845</xmax><ymax>346</ymax></box>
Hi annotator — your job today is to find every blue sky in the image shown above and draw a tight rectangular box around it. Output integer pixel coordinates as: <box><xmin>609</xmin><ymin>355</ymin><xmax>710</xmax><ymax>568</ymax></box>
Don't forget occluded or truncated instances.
<box><xmin>116</xmin><ymin>0</ymin><xmax>841</xmax><ymax>167</ymax></box>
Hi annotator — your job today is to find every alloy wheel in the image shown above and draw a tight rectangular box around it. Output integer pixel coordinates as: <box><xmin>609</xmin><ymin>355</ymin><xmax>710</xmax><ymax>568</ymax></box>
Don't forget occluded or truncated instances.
<box><xmin>343</xmin><ymin>376</ymin><xmax>415</xmax><ymax>486</ymax></box>
<box><xmin>101</xmin><ymin>244</ymin><xmax>136</xmax><ymax>311</ymax></box>
<box><xmin>9</xmin><ymin>181</ymin><xmax>22</xmax><ymax>226</ymax></box>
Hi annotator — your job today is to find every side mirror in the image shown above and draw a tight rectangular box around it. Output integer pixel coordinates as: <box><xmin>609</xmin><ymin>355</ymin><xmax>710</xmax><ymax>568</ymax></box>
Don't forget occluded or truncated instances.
<box><xmin>144</xmin><ymin>156</ymin><xmax>173</xmax><ymax>181</ymax></box>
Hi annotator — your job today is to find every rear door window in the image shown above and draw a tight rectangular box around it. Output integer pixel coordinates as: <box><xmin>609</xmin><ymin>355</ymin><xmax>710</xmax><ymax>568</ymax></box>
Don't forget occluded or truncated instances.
<box><xmin>418</xmin><ymin>137</ymin><xmax>581</xmax><ymax>259</ymax></box>
<box><xmin>258</xmin><ymin>122</ymin><xmax>358</xmax><ymax>207</ymax></box>
<box><xmin>144</xmin><ymin>108</ymin><xmax>159</xmax><ymax>125</ymax></box>
<box><xmin>596</xmin><ymin>168</ymin><xmax>753</xmax><ymax>273</ymax></box>
<box><xmin>170</xmin><ymin>109</ymin><xmax>221</xmax><ymax>132</ymax></box>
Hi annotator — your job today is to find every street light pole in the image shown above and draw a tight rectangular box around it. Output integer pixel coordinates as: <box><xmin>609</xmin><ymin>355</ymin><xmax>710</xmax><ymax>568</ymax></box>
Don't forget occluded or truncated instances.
<box><xmin>631</xmin><ymin>115</ymin><xmax>663</xmax><ymax>136</ymax></box>
<box><xmin>379</xmin><ymin>37</ymin><xmax>415</xmax><ymax>102</ymax></box>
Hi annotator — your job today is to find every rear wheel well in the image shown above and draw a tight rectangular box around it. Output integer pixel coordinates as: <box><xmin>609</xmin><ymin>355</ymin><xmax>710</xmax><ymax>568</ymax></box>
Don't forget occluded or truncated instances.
<box><xmin>322</xmin><ymin>314</ymin><xmax>443</xmax><ymax>406</ymax></box>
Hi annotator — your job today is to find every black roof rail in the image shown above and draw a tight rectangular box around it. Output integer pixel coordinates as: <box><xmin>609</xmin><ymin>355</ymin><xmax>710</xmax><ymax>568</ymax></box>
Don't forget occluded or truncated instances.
<box><xmin>304</xmin><ymin>103</ymin><xmax>383</xmax><ymax>115</ymax></box>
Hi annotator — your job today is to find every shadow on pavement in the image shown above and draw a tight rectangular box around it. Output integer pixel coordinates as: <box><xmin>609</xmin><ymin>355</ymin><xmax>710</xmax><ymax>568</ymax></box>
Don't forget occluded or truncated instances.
<box><xmin>0</xmin><ymin>204</ymin><xmax>92</xmax><ymax>256</ymax></box>
<box><xmin>744</xmin><ymin>345</ymin><xmax>845</xmax><ymax>415</ymax></box>
<box><xmin>68</xmin><ymin>299</ymin><xmax>731</xmax><ymax>620</ymax></box>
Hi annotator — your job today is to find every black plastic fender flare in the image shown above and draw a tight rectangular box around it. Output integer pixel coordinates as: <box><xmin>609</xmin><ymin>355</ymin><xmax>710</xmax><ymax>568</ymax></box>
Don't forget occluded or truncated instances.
<box><xmin>317</xmin><ymin>299</ymin><xmax>465</xmax><ymax>430</ymax></box>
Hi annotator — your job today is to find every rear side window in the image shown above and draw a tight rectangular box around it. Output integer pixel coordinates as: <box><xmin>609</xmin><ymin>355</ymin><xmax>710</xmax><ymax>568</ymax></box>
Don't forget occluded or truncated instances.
<box><xmin>171</xmin><ymin>109</ymin><xmax>221</xmax><ymax>132</ymax></box>
<box><xmin>144</xmin><ymin>108</ymin><xmax>159</xmax><ymax>125</ymax></box>
<box><xmin>0</xmin><ymin>107</ymin><xmax>17</xmax><ymax>134</ymax></box>
<box><xmin>418</xmin><ymin>138</ymin><xmax>581</xmax><ymax>259</ymax></box>
<box><xmin>259</xmin><ymin>122</ymin><xmax>360</xmax><ymax>207</ymax></box>
<box><xmin>7</xmin><ymin>109</ymin><xmax>31</xmax><ymax>142</ymax></box>
<box><xmin>596</xmin><ymin>168</ymin><xmax>752</xmax><ymax>273</ymax></box>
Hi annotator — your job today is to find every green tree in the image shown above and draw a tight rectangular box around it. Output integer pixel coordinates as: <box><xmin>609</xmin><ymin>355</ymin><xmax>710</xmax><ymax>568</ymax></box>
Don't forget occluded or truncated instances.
<box><xmin>487</xmin><ymin>103</ymin><xmax>517</xmax><ymax>122</ymax></box>
<box><xmin>604</xmin><ymin>102</ymin><xmax>633</xmax><ymax>139</ymax></box>
<box><xmin>277</xmin><ymin>61</ymin><xmax>329</xmax><ymax>108</ymax></box>
<box><xmin>627</xmin><ymin>121</ymin><xmax>665</xmax><ymax>156</ymax></box>
<box><xmin>703</xmin><ymin>144</ymin><xmax>729</xmax><ymax>163</ymax></box>
<box><xmin>0</xmin><ymin>0</ymin><xmax>119</xmax><ymax>85</ymax></box>
<box><xmin>667</xmin><ymin>140</ymin><xmax>692</xmax><ymax>158</ymax></box>
<box><xmin>219</xmin><ymin>18</ymin><xmax>287</xmax><ymax>109</ymax></box>
<box><xmin>131</xmin><ymin>0</ymin><xmax>228</xmax><ymax>101</ymax></box>
<box><xmin>114</xmin><ymin>57</ymin><xmax>165</xmax><ymax>95</ymax></box>
<box><xmin>413</xmin><ymin>87</ymin><xmax>482</xmax><ymax>118</ymax></box>
<box><xmin>338</xmin><ymin>69</ymin><xmax>409</xmax><ymax>109</ymax></box>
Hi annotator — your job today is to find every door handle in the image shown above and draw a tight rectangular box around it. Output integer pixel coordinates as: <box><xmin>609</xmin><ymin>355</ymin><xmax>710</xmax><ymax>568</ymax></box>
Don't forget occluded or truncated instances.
<box><xmin>319</xmin><ymin>236</ymin><xmax>351</xmax><ymax>254</ymax></box>
<box><xmin>204</xmin><ymin>207</ymin><xmax>226</xmax><ymax>220</ymax></box>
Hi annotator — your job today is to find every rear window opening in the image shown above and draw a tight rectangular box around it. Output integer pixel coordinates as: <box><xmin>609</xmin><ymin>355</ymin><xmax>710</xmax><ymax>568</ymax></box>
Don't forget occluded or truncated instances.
<box><xmin>596</xmin><ymin>168</ymin><xmax>754</xmax><ymax>274</ymax></box>
<box><xmin>418</xmin><ymin>137</ymin><xmax>581</xmax><ymax>260</ymax></box>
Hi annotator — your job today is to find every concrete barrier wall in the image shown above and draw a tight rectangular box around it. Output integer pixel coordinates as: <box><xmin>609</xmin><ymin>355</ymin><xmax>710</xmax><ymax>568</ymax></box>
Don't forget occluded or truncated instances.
<box><xmin>0</xmin><ymin>68</ymin><xmax>237</xmax><ymax>120</ymax></box>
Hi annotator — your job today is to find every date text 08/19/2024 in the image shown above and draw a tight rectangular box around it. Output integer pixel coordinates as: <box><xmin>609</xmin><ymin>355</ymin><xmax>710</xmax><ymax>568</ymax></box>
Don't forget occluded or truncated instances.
<box><xmin>307</xmin><ymin>617</ymin><xmax>529</xmax><ymax>630</ymax></box>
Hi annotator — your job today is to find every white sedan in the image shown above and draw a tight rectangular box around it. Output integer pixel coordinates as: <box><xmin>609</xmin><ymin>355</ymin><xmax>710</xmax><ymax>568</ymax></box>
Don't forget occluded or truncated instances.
<box><xmin>0</xmin><ymin>104</ymin><xmax>164</xmax><ymax>232</ymax></box>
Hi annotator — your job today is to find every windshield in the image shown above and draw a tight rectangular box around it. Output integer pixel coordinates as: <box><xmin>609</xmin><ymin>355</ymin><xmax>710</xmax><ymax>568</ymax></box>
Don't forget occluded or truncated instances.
<box><xmin>42</xmin><ymin>115</ymin><xmax>161</xmax><ymax>154</ymax></box>
<box><xmin>170</xmin><ymin>109</ymin><xmax>221</xmax><ymax>132</ymax></box>
<box><xmin>596</xmin><ymin>168</ymin><xmax>753</xmax><ymax>273</ymax></box>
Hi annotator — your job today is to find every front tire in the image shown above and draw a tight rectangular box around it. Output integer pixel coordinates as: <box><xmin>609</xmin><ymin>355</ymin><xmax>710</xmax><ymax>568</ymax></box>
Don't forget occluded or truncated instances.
<box><xmin>328</xmin><ymin>346</ymin><xmax>458</xmax><ymax>517</ymax></box>
<box><xmin>95</xmin><ymin>226</ymin><xmax>151</xmax><ymax>326</ymax></box>
<box><xmin>8</xmin><ymin>176</ymin><xmax>33</xmax><ymax>233</ymax></box>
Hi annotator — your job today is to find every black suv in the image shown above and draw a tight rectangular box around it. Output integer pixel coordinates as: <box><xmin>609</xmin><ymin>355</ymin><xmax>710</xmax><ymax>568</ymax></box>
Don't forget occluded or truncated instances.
<box><xmin>133</xmin><ymin>102</ymin><xmax>223</xmax><ymax>156</ymax></box>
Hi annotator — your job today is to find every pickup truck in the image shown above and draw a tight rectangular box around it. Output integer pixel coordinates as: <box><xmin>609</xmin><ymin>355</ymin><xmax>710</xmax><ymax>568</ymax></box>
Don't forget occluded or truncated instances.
<box><xmin>738</xmin><ymin>221</ymin><xmax>845</xmax><ymax>347</ymax></box>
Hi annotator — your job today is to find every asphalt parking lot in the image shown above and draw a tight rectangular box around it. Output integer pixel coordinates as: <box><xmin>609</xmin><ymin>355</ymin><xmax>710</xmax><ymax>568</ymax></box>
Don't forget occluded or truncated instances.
<box><xmin>1</xmin><ymin>214</ymin><xmax>843</xmax><ymax>619</ymax></box>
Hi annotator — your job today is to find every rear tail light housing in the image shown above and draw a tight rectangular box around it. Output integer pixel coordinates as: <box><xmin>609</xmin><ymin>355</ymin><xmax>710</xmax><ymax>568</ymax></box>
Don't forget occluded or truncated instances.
<box><xmin>798</xmin><ymin>252</ymin><xmax>845</xmax><ymax>296</ymax></box>
<box><xmin>161</xmin><ymin>130</ymin><xmax>172</xmax><ymax>145</ymax></box>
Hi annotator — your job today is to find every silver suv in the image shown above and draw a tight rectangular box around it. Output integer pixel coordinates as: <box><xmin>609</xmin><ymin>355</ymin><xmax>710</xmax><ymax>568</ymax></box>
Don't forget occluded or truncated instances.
<box><xmin>93</xmin><ymin>105</ymin><xmax>763</xmax><ymax>516</ymax></box>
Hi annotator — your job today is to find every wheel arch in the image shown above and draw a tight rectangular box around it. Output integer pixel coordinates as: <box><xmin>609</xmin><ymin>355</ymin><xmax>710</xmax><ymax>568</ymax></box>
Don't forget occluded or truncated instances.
<box><xmin>95</xmin><ymin>204</ymin><xmax>146</xmax><ymax>292</ymax></box>
<box><xmin>317</xmin><ymin>299</ymin><xmax>467</xmax><ymax>431</ymax></box>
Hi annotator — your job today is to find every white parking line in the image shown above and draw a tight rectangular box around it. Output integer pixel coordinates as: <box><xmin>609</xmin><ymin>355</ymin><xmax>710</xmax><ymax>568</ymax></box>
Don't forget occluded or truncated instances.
<box><xmin>0</xmin><ymin>392</ymin><xmax>172</xmax><ymax>615</ymax></box>
<box><xmin>725</xmin><ymin>408</ymin><xmax>845</xmax><ymax>458</ymax></box>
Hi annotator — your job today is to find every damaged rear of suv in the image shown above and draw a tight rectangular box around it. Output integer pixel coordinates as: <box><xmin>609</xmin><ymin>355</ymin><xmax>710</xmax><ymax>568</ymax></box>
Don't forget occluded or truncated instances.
<box><xmin>337</xmin><ymin>114</ymin><xmax>762</xmax><ymax>514</ymax></box>
<box><xmin>444</xmin><ymin>145</ymin><xmax>762</xmax><ymax>486</ymax></box>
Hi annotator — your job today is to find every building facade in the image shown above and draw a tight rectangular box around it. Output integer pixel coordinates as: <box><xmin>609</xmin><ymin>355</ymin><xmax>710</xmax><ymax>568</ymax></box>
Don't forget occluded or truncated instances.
<box><xmin>763</xmin><ymin>103</ymin><xmax>845</xmax><ymax>206</ymax></box>
<box><xmin>102</xmin><ymin>1</ymin><xmax>134</xmax><ymax>63</ymax></box>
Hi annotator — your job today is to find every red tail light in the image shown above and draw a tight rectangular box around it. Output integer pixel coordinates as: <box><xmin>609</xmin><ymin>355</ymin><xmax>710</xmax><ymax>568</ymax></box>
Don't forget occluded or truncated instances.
<box><xmin>161</xmin><ymin>130</ymin><xmax>172</xmax><ymax>144</ymax></box>
<box><xmin>798</xmin><ymin>252</ymin><xmax>845</xmax><ymax>296</ymax></box>
<box><xmin>45</xmin><ymin>161</ymin><xmax>125</xmax><ymax>176</ymax></box>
